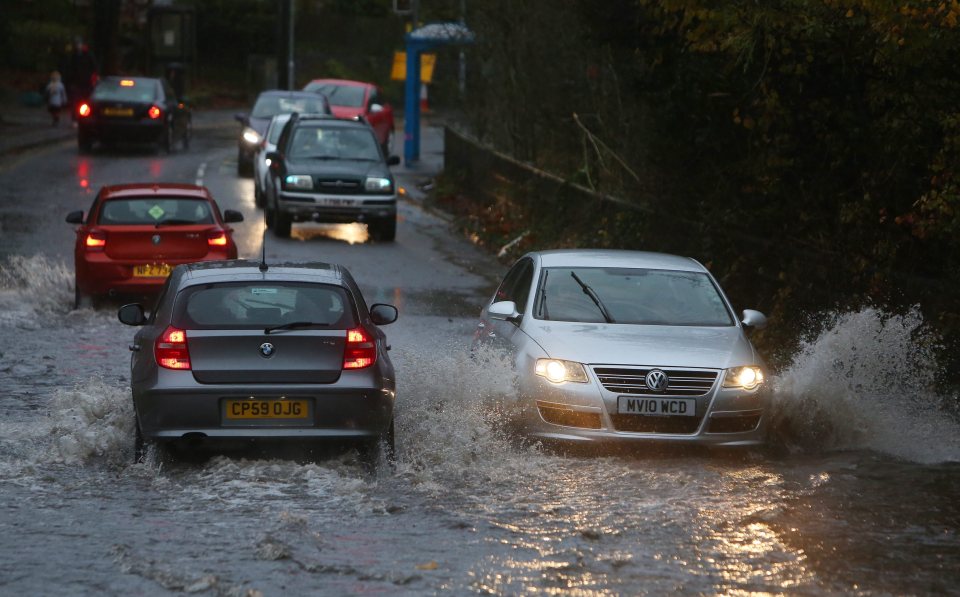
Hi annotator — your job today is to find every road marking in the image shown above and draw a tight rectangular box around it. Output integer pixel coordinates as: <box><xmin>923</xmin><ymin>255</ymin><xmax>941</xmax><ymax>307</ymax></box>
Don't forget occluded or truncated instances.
<box><xmin>195</xmin><ymin>162</ymin><xmax>207</xmax><ymax>186</ymax></box>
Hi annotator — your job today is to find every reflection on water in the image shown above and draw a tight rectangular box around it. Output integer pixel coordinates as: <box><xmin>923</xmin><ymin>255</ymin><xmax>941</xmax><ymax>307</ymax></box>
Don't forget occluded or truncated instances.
<box><xmin>292</xmin><ymin>222</ymin><xmax>369</xmax><ymax>245</ymax></box>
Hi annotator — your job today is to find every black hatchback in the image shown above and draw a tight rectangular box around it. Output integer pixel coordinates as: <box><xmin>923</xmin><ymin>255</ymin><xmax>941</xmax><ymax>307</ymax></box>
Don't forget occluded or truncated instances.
<box><xmin>77</xmin><ymin>76</ymin><xmax>191</xmax><ymax>153</ymax></box>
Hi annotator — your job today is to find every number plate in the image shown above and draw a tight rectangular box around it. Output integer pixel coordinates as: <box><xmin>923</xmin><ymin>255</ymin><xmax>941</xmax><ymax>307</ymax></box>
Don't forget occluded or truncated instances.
<box><xmin>618</xmin><ymin>396</ymin><xmax>696</xmax><ymax>417</ymax></box>
<box><xmin>315</xmin><ymin>197</ymin><xmax>357</xmax><ymax>206</ymax></box>
<box><xmin>103</xmin><ymin>107</ymin><xmax>134</xmax><ymax>117</ymax></box>
<box><xmin>224</xmin><ymin>399</ymin><xmax>311</xmax><ymax>420</ymax></box>
<box><xmin>132</xmin><ymin>263</ymin><xmax>172</xmax><ymax>278</ymax></box>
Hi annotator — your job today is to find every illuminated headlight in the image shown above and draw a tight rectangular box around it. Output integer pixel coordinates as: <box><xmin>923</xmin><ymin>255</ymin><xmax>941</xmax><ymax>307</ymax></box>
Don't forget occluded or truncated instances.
<box><xmin>284</xmin><ymin>175</ymin><xmax>313</xmax><ymax>190</ymax></box>
<box><xmin>364</xmin><ymin>177</ymin><xmax>393</xmax><ymax>193</ymax></box>
<box><xmin>535</xmin><ymin>359</ymin><xmax>589</xmax><ymax>384</ymax></box>
<box><xmin>242</xmin><ymin>127</ymin><xmax>261</xmax><ymax>145</ymax></box>
<box><xmin>722</xmin><ymin>366</ymin><xmax>765</xmax><ymax>390</ymax></box>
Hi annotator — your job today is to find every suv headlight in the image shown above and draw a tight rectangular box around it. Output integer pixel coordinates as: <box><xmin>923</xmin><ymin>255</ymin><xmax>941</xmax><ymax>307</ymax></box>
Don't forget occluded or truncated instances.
<box><xmin>364</xmin><ymin>177</ymin><xmax>393</xmax><ymax>193</ymax></box>
<box><xmin>722</xmin><ymin>366</ymin><xmax>765</xmax><ymax>390</ymax></box>
<box><xmin>284</xmin><ymin>175</ymin><xmax>313</xmax><ymax>190</ymax></box>
<box><xmin>535</xmin><ymin>359</ymin><xmax>589</xmax><ymax>384</ymax></box>
<box><xmin>242</xmin><ymin>127</ymin><xmax>261</xmax><ymax>145</ymax></box>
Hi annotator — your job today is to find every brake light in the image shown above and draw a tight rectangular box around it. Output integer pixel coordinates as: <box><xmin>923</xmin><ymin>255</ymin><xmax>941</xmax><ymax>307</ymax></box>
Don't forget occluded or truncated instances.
<box><xmin>207</xmin><ymin>230</ymin><xmax>228</xmax><ymax>246</ymax></box>
<box><xmin>84</xmin><ymin>231</ymin><xmax>106</xmax><ymax>249</ymax></box>
<box><xmin>78</xmin><ymin>103</ymin><xmax>91</xmax><ymax>117</ymax></box>
<box><xmin>155</xmin><ymin>326</ymin><xmax>191</xmax><ymax>370</ymax></box>
<box><xmin>343</xmin><ymin>327</ymin><xmax>376</xmax><ymax>369</ymax></box>
<box><xmin>147</xmin><ymin>105</ymin><xmax>162</xmax><ymax>120</ymax></box>
<box><xmin>120</xmin><ymin>79</ymin><xmax>135</xmax><ymax>87</ymax></box>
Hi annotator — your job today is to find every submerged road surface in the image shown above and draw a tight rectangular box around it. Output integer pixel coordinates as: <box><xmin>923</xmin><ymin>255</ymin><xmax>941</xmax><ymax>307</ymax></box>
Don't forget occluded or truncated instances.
<box><xmin>1</xmin><ymin>120</ymin><xmax>958</xmax><ymax>595</ymax></box>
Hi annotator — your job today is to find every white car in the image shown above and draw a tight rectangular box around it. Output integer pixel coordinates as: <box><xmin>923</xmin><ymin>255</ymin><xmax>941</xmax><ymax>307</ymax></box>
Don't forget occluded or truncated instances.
<box><xmin>473</xmin><ymin>249</ymin><xmax>770</xmax><ymax>447</ymax></box>
<box><xmin>253</xmin><ymin>113</ymin><xmax>292</xmax><ymax>208</ymax></box>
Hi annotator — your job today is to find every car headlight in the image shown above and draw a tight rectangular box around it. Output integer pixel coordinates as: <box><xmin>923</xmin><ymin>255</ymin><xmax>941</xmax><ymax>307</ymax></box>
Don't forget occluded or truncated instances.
<box><xmin>364</xmin><ymin>177</ymin><xmax>393</xmax><ymax>193</ymax></box>
<box><xmin>284</xmin><ymin>175</ymin><xmax>313</xmax><ymax>190</ymax></box>
<box><xmin>242</xmin><ymin>127</ymin><xmax>261</xmax><ymax>145</ymax></box>
<box><xmin>535</xmin><ymin>359</ymin><xmax>589</xmax><ymax>384</ymax></box>
<box><xmin>722</xmin><ymin>366</ymin><xmax>765</xmax><ymax>390</ymax></box>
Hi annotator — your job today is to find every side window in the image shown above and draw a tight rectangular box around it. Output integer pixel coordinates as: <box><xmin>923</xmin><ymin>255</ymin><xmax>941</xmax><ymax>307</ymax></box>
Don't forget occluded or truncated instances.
<box><xmin>494</xmin><ymin>258</ymin><xmax>533</xmax><ymax>313</ymax></box>
<box><xmin>87</xmin><ymin>193</ymin><xmax>102</xmax><ymax>224</ymax></box>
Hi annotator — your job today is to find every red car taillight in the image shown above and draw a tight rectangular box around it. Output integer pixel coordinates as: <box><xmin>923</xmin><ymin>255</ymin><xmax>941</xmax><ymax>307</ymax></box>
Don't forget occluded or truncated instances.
<box><xmin>78</xmin><ymin>102</ymin><xmax>92</xmax><ymax>118</ymax></box>
<box><xmin>84</xmin><ymin>231</ymin><xmax>106</xmax><ymax>249</ymax></box>
<box><xmin>207</xmin><ymin>230</ymin><xmax>228</xmax><ymax>246</ymax></box>
<box><xmin>147</xmin><ymin>105</ymin><xmax>162</xmax><ymax>120</ymax></box>
<box><xmin>156</xmin><ymin>326</ymin><xmax>191</xmax><ymax>370</ymax></box>
<box><xmin>343</xmin><ymin>327</ymin><xmax>376</xmax><ymax>369</ymax></box>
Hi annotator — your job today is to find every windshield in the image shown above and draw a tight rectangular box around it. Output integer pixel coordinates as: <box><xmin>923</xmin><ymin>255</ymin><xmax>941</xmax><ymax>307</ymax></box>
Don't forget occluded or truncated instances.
<box><xmin>92</xmin><ymin>79</ymin><xmax>157</xmax><ymax>103</ymax></box>
<box><xmin>288</xmin><ymin>126</ymin><xmax>380</xmax><ymax>160</ymax></box>
<box><xmin>98</xmin><ymin>198</ymin><xmax>213</xmax><ymax>225</ymax></box>
<box><xmin>303</xmin><ymin>83</ymin><xmax>365</xmax><ymax>107</ymax></box>
<box><xmin>173</xmin><ymin>282</ymin><xmax>355</xmax><ymax>329</ymax></box>
<box><xmin>534</xmin><ymin>267</ymin><xmax>734</xmax><ymax>326</ymax></box>
<box><xmin>251</xmin><ymin>95</ymin><xmax>328</xmax><ymax>119</ymax></box>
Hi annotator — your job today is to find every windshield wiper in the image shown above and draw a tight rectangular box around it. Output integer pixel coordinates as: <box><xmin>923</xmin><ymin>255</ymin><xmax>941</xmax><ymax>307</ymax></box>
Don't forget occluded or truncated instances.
<box><xmin>570</xmin><ymin>272</ymin><xmax>615</xmax><ymax>323</ymax></box>
<box><xmin>264</xmin><ymin>321</ymin><xmax>330</xmax><ymax>335</ymax></box>
<box><xmin>538</xmin><ymin>270</ymin><xmax>550</xmax><ymax>319</ymax></box>
<box><xmin>155</xmin><ymin>218</ymin><xmax>198</xmax><ymax>227</ymax></box>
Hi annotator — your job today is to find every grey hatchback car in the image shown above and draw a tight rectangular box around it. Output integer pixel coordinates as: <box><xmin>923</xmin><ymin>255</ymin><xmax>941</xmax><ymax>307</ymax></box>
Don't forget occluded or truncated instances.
<box><xmin>118</xmin><ymin>260</ymin><xmax>398</xmax><ymax>460</ymax></box>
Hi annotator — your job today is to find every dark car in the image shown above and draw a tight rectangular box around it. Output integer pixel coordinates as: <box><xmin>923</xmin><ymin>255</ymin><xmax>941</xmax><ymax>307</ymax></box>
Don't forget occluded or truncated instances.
<box><xmin>235</xmin><ymin>90</ymin><xmax>332</xmax><ymax>176</ymax></box>
<box><xmin>66</xmin><ymin>183</ymin><xmax>244</xmax><ymax>308</ymax></box>
<box><xmin>303</xmin><ymin>78</ymin><xmax>395</xmax><ymax>155</ymax></box>
<box><xmin>117</xmin><ymin>260</ymin><xmax>399</xmax><ymax>462</ymax></box>
<box><xmin>77</xmin><ymin>76</ymin><xmax>191</xmax><ymax>153</ymax></box>
<box><xmin>264</xmin><ymin>114</ymin><xmax>401</xmax><ymax>241</ymax></box>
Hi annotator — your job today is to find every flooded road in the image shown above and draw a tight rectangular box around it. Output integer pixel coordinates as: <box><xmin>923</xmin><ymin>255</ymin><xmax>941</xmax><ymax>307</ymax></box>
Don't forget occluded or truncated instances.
<box><xmin>1</xmin><ymin>128</ymin><xmax>958</xmax><ymax>595</ymax></box>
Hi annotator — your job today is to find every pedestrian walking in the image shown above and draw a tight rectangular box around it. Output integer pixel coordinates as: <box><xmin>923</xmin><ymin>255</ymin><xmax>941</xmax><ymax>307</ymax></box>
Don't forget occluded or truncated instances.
<box><xmin>45</xmin><ymin>71</ymin><xmax>68</xmax><ymax>126</ymax></box>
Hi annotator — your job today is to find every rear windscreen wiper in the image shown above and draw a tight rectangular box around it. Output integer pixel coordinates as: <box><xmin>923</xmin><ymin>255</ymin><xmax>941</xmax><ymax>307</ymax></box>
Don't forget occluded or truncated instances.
<box><xmin>264</xmin><ymin>321</ymin><xmax>331</xmax><ymax>335</ymax></box>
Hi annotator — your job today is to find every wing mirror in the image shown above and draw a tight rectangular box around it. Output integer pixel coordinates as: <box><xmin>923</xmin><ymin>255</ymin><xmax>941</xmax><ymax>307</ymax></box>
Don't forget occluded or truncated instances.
<box><xmin>233</xmin><ymin>112</ymin><xmax>248</xmax><ymax>124</ymax></box>
<box><xmin>65</xmin><ymin>210</ymin><xmax>83</xmax><ymax>224</ymax></box>
<box><xmin>118</xmin><ymin>303</ymin><xmax>147</xmax><ymax>326</ymax></box>
<box><xmin>222</xmin><ymin>209</ymin><xmax>244</xmax><ymax>224</ymax></box>
<box><xmin>488</xmin><ymin>300</ymin><xmax>520</xmax><ymax>322</ymax></box>
<box><xmin>370</xmin><ymin>303</ymin><xmax>398</xmax><ymax>325</ymax></box>
<box><xmin>369</xmin><ymin>103</ymin><xmax>384</xmax><ymax>113</ymax></box>
<box><xmin>741</xmin><ymin>309</ymin><xmax>768</xmax><ymax>330</ymax></box>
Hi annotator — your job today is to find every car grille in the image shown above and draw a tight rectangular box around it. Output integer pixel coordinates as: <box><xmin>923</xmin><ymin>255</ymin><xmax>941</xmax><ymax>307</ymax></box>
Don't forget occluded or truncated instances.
<box><xmin>316</xmin><ymin>178</ymin><xmax>362</xmax><ymax>194</ymax></box>
<box><xmin>609</xmin><ymin>414</ymin><xmax>702</xmax><ymax>434</ymax></box>
<box><xmin>593</xmin><ymin>367</ymin><xmax>718</xmax><ymax>396</ymax></box>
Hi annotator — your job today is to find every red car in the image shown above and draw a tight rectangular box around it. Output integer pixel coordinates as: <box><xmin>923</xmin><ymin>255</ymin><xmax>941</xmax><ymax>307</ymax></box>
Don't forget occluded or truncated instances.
<box><xmin>302</xmin><ymin>78</ymin><xmax>395</xmax><ymax>155</ymax></box>
<box><xmin>65</xmin><ymin>183</ymin><xmax>243</xmax><ymax>308</ymax></box>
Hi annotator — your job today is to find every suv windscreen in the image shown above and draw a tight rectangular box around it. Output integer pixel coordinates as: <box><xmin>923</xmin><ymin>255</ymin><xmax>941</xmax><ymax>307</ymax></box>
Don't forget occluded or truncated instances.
<box><xmin>288</xmin><ymin>126</ymin><xmax>380</xmax><ymax>161</ymax></box>
<box><xmin>173</xmin><ymin>282</ymin><xmax>356</xmax><ymax>329</ymax></box>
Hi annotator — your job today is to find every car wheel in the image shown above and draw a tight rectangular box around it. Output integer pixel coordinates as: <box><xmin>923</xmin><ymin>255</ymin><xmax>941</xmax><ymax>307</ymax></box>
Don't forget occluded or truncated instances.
<box><xmin>133</xmin><ymin>414</ymin><xmax>148</xmax><ymax>464</ymax></box>
<box><xmin>359</xmin><ymin>419</ymin><xmax>396</xmax><ymax>468</ymax></box>
<box><xmin>77</xmin><ymin>133</ymin><xmax>93</xmax><ymax>154</ymax></box>
<box><xmin>254</xmin><ymin>184</ymin><xmax>264</xmax><ymax>208</ymax></box>
<box><xmin>237</xmin><ymin>151</ymin><xmax>253</xmax><ymax>177</ymax></box>
<box><xmin>74</xmin><ymin>284</ymin><xmax>93</xmax><ymax>310</ymax></box>
<box><xmin>370</xmin><ymin>216</ymin><xmax>397</xmax><ymax>242</ymax></box>
<box><xmin>273</xmin><ymin>209</ymin><xmax>292</xmax><ymax>238</ymax></box>
<box><xmin>381</xmin><ymin>130</ymin><xmax>393</xmax><ymax>157</ymax></box>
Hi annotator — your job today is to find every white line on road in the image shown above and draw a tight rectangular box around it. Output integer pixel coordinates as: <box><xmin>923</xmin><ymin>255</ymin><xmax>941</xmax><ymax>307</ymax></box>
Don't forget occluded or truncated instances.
<box><xmin>195</xmin><ymin>162</ymin><xmax>207</xmax><ymax>186</ymax></box>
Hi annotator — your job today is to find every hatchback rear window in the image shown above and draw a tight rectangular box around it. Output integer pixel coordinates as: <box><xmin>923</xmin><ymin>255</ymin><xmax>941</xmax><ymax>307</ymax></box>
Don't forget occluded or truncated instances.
<box><xmin>99</xmin><ymin>198</ymin><xmax>214</xmax><ymax>225</ymax></box>
<box><xmin>174</xmin><ymin>282</ymin><xmax>356</xmax><ymax>329</ymax></box>
<box><xmin>92</xmin><ymin>80</ymin><xmax>158</xmax><ymax>103</ymax></box>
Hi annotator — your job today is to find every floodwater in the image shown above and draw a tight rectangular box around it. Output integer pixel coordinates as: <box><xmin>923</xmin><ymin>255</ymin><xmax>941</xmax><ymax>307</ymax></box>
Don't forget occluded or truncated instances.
<box><xmin>1</xmin><ymin>255</ymin><xmax>957</xmax><ymax>596</ymax></box>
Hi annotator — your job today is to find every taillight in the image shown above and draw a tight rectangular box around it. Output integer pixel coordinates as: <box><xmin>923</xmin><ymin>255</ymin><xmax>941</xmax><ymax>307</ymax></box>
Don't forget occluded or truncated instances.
<box><xmin>207</xmin><ymin>230</ymin><xmax>228</xmax><ymax>246</ymax></box>
<box><xmin>148</xmin><ymin>105</ymin><xmax>162</xmax><ymax>120</ymax></box>
<box><xmin>343</xmin><ymin>327</ymin><xmax>376</xmax><ymax>369</ymax></box>
<box><xmin>155</xmin><ymin>326</ymin><xmax>191</xmax><ymax>370</ymax></box>
<box><xmin>84</xmin><ymin>231</ymin><xmax>106</xmax><ymax>249</ymax></box>
<box><xmin>78</xmin><ymin>103</ymin><xmax>91</xmax><ymax>117</ymax></box>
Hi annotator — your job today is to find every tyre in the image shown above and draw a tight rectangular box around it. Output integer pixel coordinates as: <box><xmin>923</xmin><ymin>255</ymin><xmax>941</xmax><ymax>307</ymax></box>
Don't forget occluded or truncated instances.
<box><xmin>381</xmin><ymin>130</ymin><xmax>393</xmax><ymax>157</ymax></box>
<box><xmin>272</xmin><ymin>209</ymin><xmax>292</xmax><ymax>238</ymax></box>
<box><xmin>74</xmin><ymin>284</ymin><xmax>93</xmax><ymax>310</ymax></box>
<box><xmin>133</xmin><ymin>414</ymin><xmax>147</xmax><ymax>464</ymax></box>
<box><xmin>77</xmin><ymin>133</ymin><xmax>93</xmax><ymax>154</ymax></box>
<box><xmin>370</xmin><ymin>216</ymin><xmax>397</xmax><ymax>242</ymax></box>
<box><xmin>237</xmin><ymin>151</ymin><xmax>253</xmax><ymax>177</ymax></box>
<box><xmin>254</xmin><ymin>184</ymin><xmax>264</xmax><ymax>208</ymax></box>
<box><xmin>358</xmin><ymin>419</ymin><xmax>396</xmax><ymax>468</ymax></box>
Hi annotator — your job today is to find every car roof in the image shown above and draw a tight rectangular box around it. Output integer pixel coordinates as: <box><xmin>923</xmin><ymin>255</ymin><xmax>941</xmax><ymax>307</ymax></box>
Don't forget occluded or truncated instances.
<box><xmin>530</xmin><ymin>249</ymin><xmax>706</xmax><ymax>272</ymax></box>
<box><xmin>305</xmin><ymin>78</ymin><xmax>371</xmax><ymax>89</ymax></box>
<box><xmin>289</xmin><ymin>115</ymin><xmax>369</xmax><ymax>129</ymax></box>
<box><xmin>257</xmin><ymin>89</ymin><xmax>328</xmax><ymax>99</ymax></box>
<box><xmin>98</xmin><ymin>183</ymin><xmax>212</xmax><ymax>200</ymax></box>
<box><xmin>177</xmin><ymin>260</ymin><xmax>346</xmax><ymax>287</ymax></box>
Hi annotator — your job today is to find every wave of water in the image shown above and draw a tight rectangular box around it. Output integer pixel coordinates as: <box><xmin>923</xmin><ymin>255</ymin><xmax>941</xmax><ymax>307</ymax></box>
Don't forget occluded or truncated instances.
<box><xmin>0</xmin><ymin>254</ymin><xmax>74</xmax><ymax>326</ymax></box>
<box><xmin>769</xmin><ymin>307</ymin><xmax>960</xmax><ymax>463</ymax></box>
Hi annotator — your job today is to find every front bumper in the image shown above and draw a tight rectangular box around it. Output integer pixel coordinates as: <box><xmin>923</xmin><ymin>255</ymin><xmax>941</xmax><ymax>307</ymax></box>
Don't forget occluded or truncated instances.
<box><xmin>516</xmin><ymin>368</ymin><xmax>769</xmax><ymax>447</ymax></box>
<box><xmin>133</xmin><ymin>371</ymin><xmax>395</xmax><ymax>442</ymax></box>
<box><xmin>277</xmin><ymin>190</ymin><xmax>397</xmax><ymax>224</ymax></box>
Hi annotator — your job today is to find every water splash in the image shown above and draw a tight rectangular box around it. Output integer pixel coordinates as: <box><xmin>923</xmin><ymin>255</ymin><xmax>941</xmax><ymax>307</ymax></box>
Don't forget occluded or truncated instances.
<box><xmin>769</xmin><ymin>307</ymin><xmax>960</xmax><ymax>463</ymax></box>
<box><xmin>0</xmin><ymin>254</ymin><xmax>74</xmax><ymax>325</ymax></box>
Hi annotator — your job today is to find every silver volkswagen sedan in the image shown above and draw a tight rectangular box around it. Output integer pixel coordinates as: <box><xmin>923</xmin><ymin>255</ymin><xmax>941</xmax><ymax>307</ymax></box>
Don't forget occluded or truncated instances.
<box><xmin>473</xmin><ymin>250</ymin><xmax>770</xmax><ymax>447</ymax></box>
<box><xmin>118</xmin><ymin>260</ymin><xmax>398</xmax><ymax>460</ymax></box>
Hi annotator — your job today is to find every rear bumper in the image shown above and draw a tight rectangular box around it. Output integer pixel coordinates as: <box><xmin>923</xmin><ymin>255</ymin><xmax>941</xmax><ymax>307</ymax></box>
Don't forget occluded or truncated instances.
<box><xmin>79</xmin><ymin>120</ymin><xmax>165</xmax><ymax>143</ymax></box>
<box><xmin>133</xmin><ymin>374</ymin><xmax>395</xmax><ymax>441</ymax></box>
<box><xmin>277</xmin><ymin>191</ymin><xmax>397</xmax><ymax>223</ymax></box>
<box><xmin>76</xmin><ymin>252</ymin><xmax>232</xmax><ymax>296</ymax></box>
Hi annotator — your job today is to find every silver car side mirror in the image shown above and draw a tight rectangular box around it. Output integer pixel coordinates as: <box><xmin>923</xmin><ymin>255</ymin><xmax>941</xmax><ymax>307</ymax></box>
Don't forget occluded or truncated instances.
<box><xmin>488</xmin><ymin>300</ymin><xmax>519</xmax><ymax>322</ymax></box>
<box><xmin>741</xmin><ymin>309</ymin><xmax>768</xmax><ymax>329</ymax></box>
